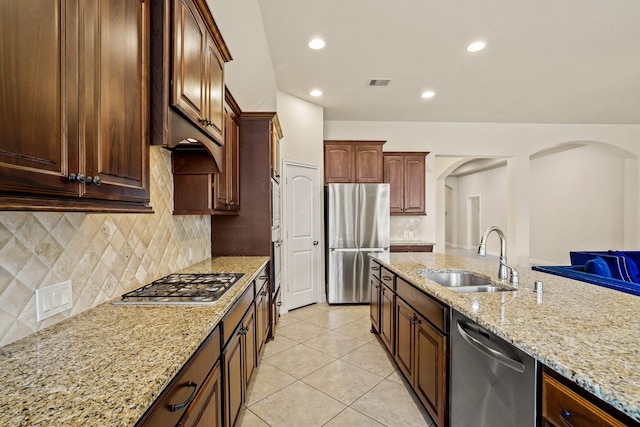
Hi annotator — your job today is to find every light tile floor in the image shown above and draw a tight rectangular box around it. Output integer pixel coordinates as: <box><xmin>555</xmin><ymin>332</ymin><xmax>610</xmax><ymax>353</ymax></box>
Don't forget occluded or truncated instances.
<box><xmin>238</xmin><ymin>303</ymin><xmax>435</xmax><ymax>427</ymax></box>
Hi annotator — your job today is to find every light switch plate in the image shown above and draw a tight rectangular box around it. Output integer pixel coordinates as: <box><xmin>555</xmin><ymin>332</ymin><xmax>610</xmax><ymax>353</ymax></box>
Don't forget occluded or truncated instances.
<box><xmin>35</xmin><ymin>280</ymin><xmax>73</xmax><ymax>322</ymax></box>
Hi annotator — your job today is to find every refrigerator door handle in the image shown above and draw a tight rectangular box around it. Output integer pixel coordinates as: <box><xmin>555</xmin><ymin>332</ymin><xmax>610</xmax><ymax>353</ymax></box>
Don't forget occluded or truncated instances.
<box><xmin>329</xmin><ymin>248</ymin><xmax>360</xmax><ymax>252</ymax></box>
<box><xmin>360</xmin><ymin>248</ymin><xmax>389</xmax><ymax>252</ymax></box>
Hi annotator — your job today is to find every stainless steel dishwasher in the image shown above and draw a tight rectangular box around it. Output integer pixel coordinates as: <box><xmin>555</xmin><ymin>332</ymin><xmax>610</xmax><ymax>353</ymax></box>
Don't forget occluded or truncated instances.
<box><xmin>450</xmin><ymin>310</ymin><xmax>538</xmax><ymax>427</ymax></box>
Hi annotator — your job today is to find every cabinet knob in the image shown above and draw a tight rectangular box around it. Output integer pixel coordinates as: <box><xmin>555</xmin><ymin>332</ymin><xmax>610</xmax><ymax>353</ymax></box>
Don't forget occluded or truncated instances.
<box><xmin>84</xmin><ymin>176</ymin><xmax>102</xmax><ymax>185</ymax></box>
<box><xmin>313</xmin><ymin>241</ymin><xmax>319</xmax><ymax>246</ymax></box>
<box><xmin>68</xmin><ymin>173</ymin><xmax>85</xmax><ymax>183</ymax></box>
<box><xmin>276</xmin><ymin>302</ymin><xmax>282</xmax><ymax>306</ymax></box>
<box><xmin>261</xmin><ymin>291</ymin><xmax>268</xmax><ymax>296</ymax></box>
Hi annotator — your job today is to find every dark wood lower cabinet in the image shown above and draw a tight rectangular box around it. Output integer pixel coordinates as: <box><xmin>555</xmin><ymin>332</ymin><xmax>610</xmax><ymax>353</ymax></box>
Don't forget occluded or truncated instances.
<box><xmin>223</xmin><ymin>330</ymin><xmax>243</xmax><ymax>427</ymax></box>
<box><xmin>379</xmin><ymin>282</ymin><xmax>395</xmax><ymax>354</ymax></box>
<box><xmin>395</xmin><ymin>297</ymin><xmax>447</xmax><ymax>427</ymax></box>
<box><xmin>136</xmin><ymin>328</ymin><xmax>221</xmax><ymax>427</ymax></box>
<box><xmin>370</xmin><ymin>277</ymin><xmax>381</xmax><ymax>333</ymax></box>
<box><xmin>371</xmin><ymin>266</ymin><xmax>449</xmax><ymax>427</ymax></box>
<box><xmin>180</xmin><ymin>361</ymin><xmax>222</xmax><ymax>427</ymax></box>
<box><xmin>390</xmin><ymin>244</ymin><xmax>434</xmax><ymax>253</ymax></box>
<box><xmin>223</xmin><ymin>304</ymin><xmax>256</xmax><ymax>427</ymax></box>
<box><xmin>414</xmin><ymin>312</ymin><xmax>447</xmax><ymax>427</ymax></box>
<box><xmin>395</xmin><ymin>297</ymin><xmax>415</xmax><ymax>377</ymax></box>
<box><xmin>255</xmin><ymin>282</ymin><xmax>270</xmax><ymax>356</ymax></box>
<box><xmin>542</xmin><ymin>368</ymin><xmax>639</xmax><ymax>427</ymax></box>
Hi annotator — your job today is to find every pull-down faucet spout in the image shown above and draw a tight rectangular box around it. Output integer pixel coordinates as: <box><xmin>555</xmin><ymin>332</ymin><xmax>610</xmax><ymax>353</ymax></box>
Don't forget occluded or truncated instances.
<box><xmin>477</xmin><ymin>226</ymin><xmax>519</xmax><ymax>287</ymax></box>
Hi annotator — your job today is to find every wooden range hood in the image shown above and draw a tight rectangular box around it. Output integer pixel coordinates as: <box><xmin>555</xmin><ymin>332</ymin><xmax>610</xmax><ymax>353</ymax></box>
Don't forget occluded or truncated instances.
<box><xmin>149</xmin><ymin>0</ymin><xmax>232</xmax><ymax>174</ymax></box>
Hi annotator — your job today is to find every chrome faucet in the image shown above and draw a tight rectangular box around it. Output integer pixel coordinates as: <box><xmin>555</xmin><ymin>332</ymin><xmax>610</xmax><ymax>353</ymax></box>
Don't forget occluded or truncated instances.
<box><xmin>477</xmin><ymin>226</ymin><xmax>519</xmax><ymax>287</ymax></box>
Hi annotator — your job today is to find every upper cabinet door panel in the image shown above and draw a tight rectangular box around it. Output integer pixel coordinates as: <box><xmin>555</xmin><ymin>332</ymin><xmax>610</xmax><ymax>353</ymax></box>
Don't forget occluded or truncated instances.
<box><xmin>81</xmin><ymin>0</ymin><xmax>149</xmax><ymax>202</ymax></box>
<box><xmin>204</xmin><ymin>36</ymin><xmax>224</xmax><ymax>140</ymax></box>
<box><xmin>403</xmin><ymin>155</ymin><xmax>426</xmax><ymax>214</ymax></box>
<box><xmin>0</xmin><ymin>0</ymin><xmax>77</xmax><ymax>196</ymax></box>
<box><xmin>354</xmin><ymin>145</ymin><xmax>383</xmax><ymax>183</ymax></box>
<box><xmin>324</xmin><ymin>144</ymin><xmax>354</xmax><ymax>183</ymax></box>
<box><xmin>383</xmin><ymin>155</ymin><xmax>404</xmax><ymax>213</ymax></box>
<box><xmin>384</xmin><ymin>152</ymin><xmax>427</xmax><ymax>216</ymax></box>
<box><xmin>172</xmin><ymin>0</ymin><xmax>206</xmax><ymax>123</ymax></box>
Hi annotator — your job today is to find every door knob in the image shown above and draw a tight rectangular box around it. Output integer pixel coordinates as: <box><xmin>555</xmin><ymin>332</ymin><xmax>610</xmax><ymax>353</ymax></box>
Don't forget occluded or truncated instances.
<box><xmin>313</xmin><ymin>241</ymin><xmax>319</xmax><ymax>246</ymax></box>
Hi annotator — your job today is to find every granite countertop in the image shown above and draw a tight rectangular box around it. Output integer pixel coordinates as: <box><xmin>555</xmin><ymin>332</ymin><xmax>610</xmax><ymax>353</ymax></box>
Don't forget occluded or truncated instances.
<box><xmin>389</xmin><ymin>240</ymin><xmax>435</xmax><ymax>246</ymax></box>
<box><xmin>0</xmin><ymin>256</ymin><xmax>269</xmax><ymax>427</ymax></box>
<box><xmin>371</xmin><ymin>252</ymin><xmax>640</xmax><ymax>423</ymax></box>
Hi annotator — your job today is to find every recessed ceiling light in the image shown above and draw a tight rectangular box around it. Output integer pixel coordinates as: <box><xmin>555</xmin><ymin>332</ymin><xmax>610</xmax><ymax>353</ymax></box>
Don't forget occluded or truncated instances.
<box><xmin>467</xmin><ymin>41</ymin><xmax>486</xmax><ymax>53</ymax></box>
<box><xmin>421</xmin><ymin>90</ymin><xmax>435</xmax><ymax>99</ymax></box>
<box><xmin>308</xmin><ymin>38</ymin><xmax>325</xmax><ymax>50</ymax></box>
<box><xmin>310</xmin><ymin>89</ymin><xmax>322</xmax><ymax>97</ymax></box>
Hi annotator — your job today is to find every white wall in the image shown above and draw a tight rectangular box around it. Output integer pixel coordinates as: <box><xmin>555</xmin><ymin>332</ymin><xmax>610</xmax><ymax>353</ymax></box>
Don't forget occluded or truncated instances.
<box><xmin>530</xmin><ymin>144</ymin><xmax>626</xmax><ymax>264</ymax></box>
<box><xmin>206</xmin><ymin>0</ymin><xmax>277</xmax><ymax>111</ymax></box>
<box><xmin>445</xmin><ymin>144</ymin><xmax>628</xmax><ymax>265</ymax></box>
<box><xmin>276</xmin><ymin>91</ymin><xmax>324</xmax><ymax>166</ymax></box>
<box><xmin>452</xmin><ymin>166</ymin><xmax>508</xmax><ymax>256</ymax></box>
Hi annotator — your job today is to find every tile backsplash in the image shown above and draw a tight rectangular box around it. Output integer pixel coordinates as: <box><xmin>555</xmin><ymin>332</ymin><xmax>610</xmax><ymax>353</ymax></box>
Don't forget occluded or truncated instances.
<box><xmin>0</xmin><ymin>147</ymin><xmax>211</xmax><ymax>347</ymax></box>
<box><xmin>390</xmin><ymin>216</ymin><xmax>426</xmax><ymax>241</ymax></box>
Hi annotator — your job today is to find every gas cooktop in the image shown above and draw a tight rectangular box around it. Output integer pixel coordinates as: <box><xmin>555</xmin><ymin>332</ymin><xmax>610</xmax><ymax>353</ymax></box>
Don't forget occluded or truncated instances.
<box><xmin>113</xmin><ymin>272</ymin><xmax>245</xmax><ymax>305</ymax></box>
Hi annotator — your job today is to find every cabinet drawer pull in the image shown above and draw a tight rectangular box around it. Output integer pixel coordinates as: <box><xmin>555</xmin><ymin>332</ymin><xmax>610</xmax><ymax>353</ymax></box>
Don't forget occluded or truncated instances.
<box><xmin>276</xmin><ymin>302</ymin><xmax>282</xmax><ymax>306</ymax></box>
<box><xmin>371</xmin><ymin>266</ymin><xmax>380</xmax><ymax>271</ymax></box>
<box><xmin>259</xmin><ymin>275</ymin><xmax>268</xmax><ymax>280</ymax></box>
<box><xmin>559</xmin><ymin>409</ymin><xmax>574</xmax><ymax>427</ymax></box>
<box><xmin>169</xmin><ymin>381</ymin><xmax>198</xmax><ymax>412</ymax></box>
<box><xmin>261</xmin><ymin>291</ymin><xmax>268</xmax><ymax>296</ymax></box>
<box><xmin>382</xmin><ymin>275</ymin><xmax>392</xmax><ymax>281</ymax></box>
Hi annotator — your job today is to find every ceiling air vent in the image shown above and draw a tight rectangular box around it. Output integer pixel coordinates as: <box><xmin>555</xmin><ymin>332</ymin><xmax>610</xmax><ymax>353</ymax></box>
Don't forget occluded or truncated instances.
<box><xmin>367</xmin><ymin>78</ymin><xmax>392</xmax><ymax>87</ymax></box>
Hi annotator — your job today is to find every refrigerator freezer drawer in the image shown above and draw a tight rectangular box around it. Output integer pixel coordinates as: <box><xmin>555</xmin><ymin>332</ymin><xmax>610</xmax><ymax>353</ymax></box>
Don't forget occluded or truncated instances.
<box><xmin>327</xmin><ymin>249</ymin><xmax>388</xmax><ymax>304</ymax></box>
<box><xmin>327</xmin><ymin>250</ymin><xmax>360</xmax><ymax>304</ymax></box>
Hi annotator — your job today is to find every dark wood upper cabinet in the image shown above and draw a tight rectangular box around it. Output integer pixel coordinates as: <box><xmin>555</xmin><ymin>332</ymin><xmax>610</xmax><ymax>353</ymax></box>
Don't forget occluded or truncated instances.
<box><xmin>324</xmin><ymin>143</ymin><xmax>354</xmax><ymax>183</ymax></box>
<box><xmin>213</xmin><ymin>91</ymin><xmax>241</xmax><ymax>213</ymax></box>
<box><xmin>171</xmin><ymin>0</ymin><xmax>224</xmax><ymax>143</ymax></box>
<box><xmin>150</xmin><ymin>0</ymin><xmax>231</xmax><ymax>166</ymax></box>
<box><xmin>212</xmin><ymin>112</ymin><xmax>281</xmax><ymax>257</ymax></box>
<box><xmin>0</xmin><ymin>0</ymin><xmax>151</xmax><ymax>212</ymax></box>
<box><xmin>324</xmin><ymin>141</ymin><xmax>385</xmax><ymax>184</ymax></box>
<box><xmin>384</xmin><ymin>152</ymin><xmax>428</xmax><ymax>215</ymax></box>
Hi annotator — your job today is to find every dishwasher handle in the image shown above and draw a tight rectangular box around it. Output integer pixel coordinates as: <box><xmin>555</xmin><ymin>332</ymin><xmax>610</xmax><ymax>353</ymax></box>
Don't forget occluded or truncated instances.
<box><xmin>457</xmin><ymin>320</ymin><xmax>525</xmax><ymax>373</ymax></box>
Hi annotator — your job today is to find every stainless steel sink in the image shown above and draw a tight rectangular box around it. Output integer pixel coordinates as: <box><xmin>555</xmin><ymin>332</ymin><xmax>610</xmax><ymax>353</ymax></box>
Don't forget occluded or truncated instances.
<box><xmin>419</xmin><ymin>271</ymin><xmax>515</xmax><ymax>292</ymax></box>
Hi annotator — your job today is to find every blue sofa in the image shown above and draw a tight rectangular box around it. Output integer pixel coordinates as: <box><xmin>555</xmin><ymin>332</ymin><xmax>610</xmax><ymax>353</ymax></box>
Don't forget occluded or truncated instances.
<box><xmin>532</xmin><ymin>251</ymin><xmax>640</xmax><ymax>296</ymax></box>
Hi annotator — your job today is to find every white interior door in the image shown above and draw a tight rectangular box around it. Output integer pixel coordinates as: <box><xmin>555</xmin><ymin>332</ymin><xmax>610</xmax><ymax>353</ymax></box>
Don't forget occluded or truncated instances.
<box><xmin>283</xmin><ymin>161</ymin><xmax>321</xmax><ymax>310</ymax></box>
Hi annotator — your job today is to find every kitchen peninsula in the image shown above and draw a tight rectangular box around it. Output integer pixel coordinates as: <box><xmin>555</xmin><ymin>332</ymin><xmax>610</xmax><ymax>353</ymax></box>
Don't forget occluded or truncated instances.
<box><xmin>371</xmin><ymin>252</ymin><xmax>640</xmax><ymax>425</ymax></box>
<box><xmin>0</xmin><ymin>257</ymin><xmax>268</xmax><ymax>427</ymax></box>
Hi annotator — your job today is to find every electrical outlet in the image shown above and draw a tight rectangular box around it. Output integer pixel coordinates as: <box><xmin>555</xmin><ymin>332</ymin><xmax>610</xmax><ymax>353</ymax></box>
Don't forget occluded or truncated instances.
<box><xmin>35</xmin><ymin>280</ymin><xmax>72</xmax><ymax>322</ymax></box>
<box><xmin>409</xmin><ymin>231</ymin><xmax>414</xmax><ymax>239</ymax></box>
<box><xmin>188</xmin><ymin>247</ymin><xmax>193</xmax><ymax>261</ymax></box>
<box><xmin>403</xmin><ymin>230</ymin><xmax>409</xmax><ymax>239</ymax></box>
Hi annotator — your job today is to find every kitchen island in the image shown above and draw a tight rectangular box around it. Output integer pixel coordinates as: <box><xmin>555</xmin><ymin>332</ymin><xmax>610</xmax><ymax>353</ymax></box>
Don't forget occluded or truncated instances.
<box><xmin>0</xmin><ymin>256</ymin><xmax>269</xmax><ymax>427</ymax></box>
<box><xmin>371</xmin><ymin>252</ymin><xmax>640</xmax><ymax>424</ymax></box>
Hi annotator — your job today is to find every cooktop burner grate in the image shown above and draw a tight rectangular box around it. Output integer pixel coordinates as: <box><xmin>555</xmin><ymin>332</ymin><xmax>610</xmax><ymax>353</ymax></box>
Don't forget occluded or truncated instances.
<box><xmin>114</xmin><ymin>272</ymin><xmax>245</xmax><ymax>305</ymax></box>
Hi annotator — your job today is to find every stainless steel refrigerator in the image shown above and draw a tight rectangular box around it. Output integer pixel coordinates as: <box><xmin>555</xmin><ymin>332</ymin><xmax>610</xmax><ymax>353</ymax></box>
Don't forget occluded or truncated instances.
<box><xmin>326</xmin><ymin>183</ymin><xmax>390</xmax><ymax>304</ymax></box>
